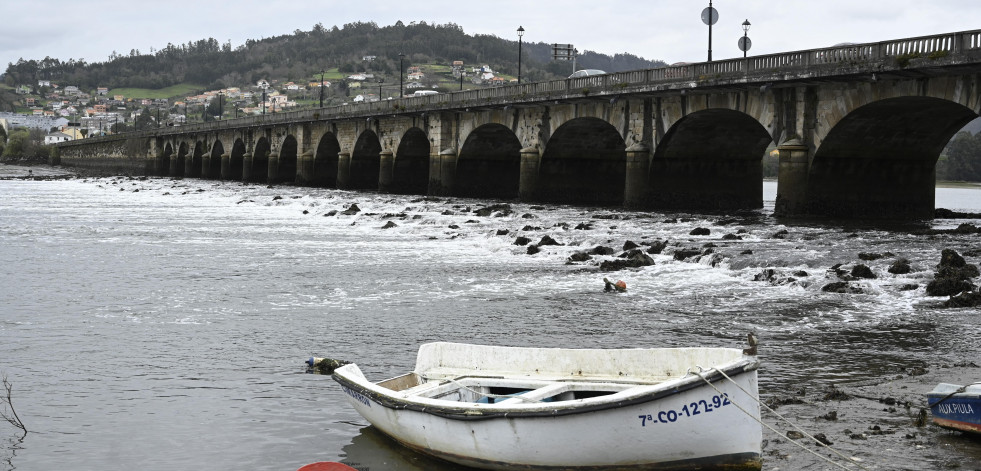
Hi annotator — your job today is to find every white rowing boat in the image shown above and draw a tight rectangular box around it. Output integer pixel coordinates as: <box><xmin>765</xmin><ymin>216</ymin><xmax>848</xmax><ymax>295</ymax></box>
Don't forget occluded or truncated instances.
<box><xmin>331</xmin><ymin>341</ymin><xmax>762</xmax><ymax>470</ymax></box>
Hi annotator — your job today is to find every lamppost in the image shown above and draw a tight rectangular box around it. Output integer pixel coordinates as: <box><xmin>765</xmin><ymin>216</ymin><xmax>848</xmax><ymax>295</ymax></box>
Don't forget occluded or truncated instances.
<box><xmin>398</xmin><ymin>52</ymin><xmax>405</xmax><ymax>98</ymax></box>
<box><xmin>261</xmin><ymin>85</ymin><xmax>267</xmax><ymax>116</ymax></box>
<box><xmin>701</xmin><ymin>1</ymin><xmax>719</xmax><ymax>62</ymax></box>
<box><xmin>740</xmin><ymin>19</ymin><xmax>752</xmax><ymax>58</ymax></box>
<box><xmin>319</xmin><ymin>70</ymin><xmax>325</xmax><ymax>108</ymax></box>
<box><xmin>517</xmin><ymin>26</ymin><xmax>525</xmax><ymax>84</ymax></box>
<box><xmin>218</xmin><ymin>90</ymin><xmax>223</xmax><ymax>120</ymax></box>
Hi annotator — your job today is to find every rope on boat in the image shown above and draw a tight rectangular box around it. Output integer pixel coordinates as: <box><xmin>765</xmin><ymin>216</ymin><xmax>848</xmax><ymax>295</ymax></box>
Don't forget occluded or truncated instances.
<box><xmin>930</xmin><ymin>381</ymin><xmax>979</xmax><ymax>408</ymax></box>
<box><xmin>443</xmin><ymin>378</ymin><xmax>542</xmax><ymax>403</ymax></box>
<box><xmin>689</xmin><ymin>366</ymin><xmax>873</xmax><ymax>471</ymax></box>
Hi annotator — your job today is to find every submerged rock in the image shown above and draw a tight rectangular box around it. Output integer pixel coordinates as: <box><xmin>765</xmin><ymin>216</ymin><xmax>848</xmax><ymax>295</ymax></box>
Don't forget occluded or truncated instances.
<box><xmin>673</xmin><ymin>248</ymin><xmax>702</xmax><ymax>261</ymax></box>
<box><xmin>513</xmin><ymin>236</ymin><xmax>532</xmax><ymax>246</ymax></box>
<box><xmin>590</xmin><ymin>246</ymin><xmax>616</xmax><ymax>256</ymax></box>
<box><xmin>851</xmin><ymin>264</ymin><xmax>877</xmax><ymax>279</ymax></box>
<box><xmin>942</xmin><ymin>290</ymin><xmax>981</xmax><ymax>308</ymax></box>
<box><xmin>927</xmin><ymin>249</ymin><xmax>979</xmax><ymax>296</ymax></box>
<box><xmin>888</xmin><ymin>258</ymin><xmax>912</xmax><ymax>275</ymax></box>
<box><xmin>537</xmin><ymin>235</ymin><xmax>562</xmax><ymax>246</ymax></box>
<box><xmin>646</xmin><ymin>240</ymin><xmax>669</xmax><ymax>255</ymax></box>
<box><xmin>822</xmin><ymin>282</ymin><xmax>866</xmax><ymax>294</ymax></box>
<box><xmin>689</xmin><ymin>227</ymin><xmax>711</xmax><ymax>236</ymax></box>
<box><xmin>600</xmin><ymin>249</ymin><xmax>655</xmax><ymax>271</ymax></box>
<box><xmin>342</xmin><ymin>203</ymin><xmax>361</xmax><ymax>215</ymax></box>
<box><xmin>474</xmin><ymin>203</ymin><xmax>513</xmax><ymax>217</ymax></box>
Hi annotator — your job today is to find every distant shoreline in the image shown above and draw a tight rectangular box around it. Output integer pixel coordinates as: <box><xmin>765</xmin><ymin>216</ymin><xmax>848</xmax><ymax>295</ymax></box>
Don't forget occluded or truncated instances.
<box><xmin>0</xmin><ymin>162</ymin><xmax>78</xmax><ymax>179</ymax></box>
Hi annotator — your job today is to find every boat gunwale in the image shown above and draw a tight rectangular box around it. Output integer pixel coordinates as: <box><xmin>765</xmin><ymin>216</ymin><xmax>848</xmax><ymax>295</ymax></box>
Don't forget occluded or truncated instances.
<box><xmin>332</xmin><ymin>357</ymin><xmax>759</xmax><ymax>421</ymax></box>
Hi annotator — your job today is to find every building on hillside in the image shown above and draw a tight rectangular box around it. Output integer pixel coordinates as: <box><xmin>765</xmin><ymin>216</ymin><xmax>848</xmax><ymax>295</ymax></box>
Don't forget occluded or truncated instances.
<box><xmin>45</xmin><ymin>131</ymin><xmax>74</xmax><ymax>144</ymax></box>
<box><xmin>38</xmin><ymin>80</ymin><xmax>51</xmax><ymax>87</ymax></box>
<box><xmin>96</xmin><ymin>87</ymin><xmax>109</xmax><ymax>96</ymax></box>
<box><xmin>0</xmin><ymin>111</ymin><xmax>69</xmax><ymax>130</ymax></box>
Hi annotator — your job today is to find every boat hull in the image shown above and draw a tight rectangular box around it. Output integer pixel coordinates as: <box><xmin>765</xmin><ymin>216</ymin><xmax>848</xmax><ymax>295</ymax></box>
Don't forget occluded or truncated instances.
<box><xmin>927</xmin><ymin>383</ymin><xmax>981</xmax><ymax>435</ymax></box>
<box><xmin>333</xmin><ymin>344</ymin><xmax>762</xmax><ymax>470</ymax></box>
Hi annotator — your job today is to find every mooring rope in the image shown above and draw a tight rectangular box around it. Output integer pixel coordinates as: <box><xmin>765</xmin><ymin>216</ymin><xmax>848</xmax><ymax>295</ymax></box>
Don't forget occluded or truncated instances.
<box><xmin>929</xmin><ymin>381</ymin><xmax>980</xmax><ymax>408</ymax></box>
<box><xmin>689</xmin><ymin>366</ymin><xmax>873</xmax><ymax>471</ymax></box>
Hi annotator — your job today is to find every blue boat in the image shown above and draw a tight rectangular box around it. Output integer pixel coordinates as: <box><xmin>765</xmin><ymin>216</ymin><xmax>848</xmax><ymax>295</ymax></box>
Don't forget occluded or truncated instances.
<box><xmin>927</xmin><ymin>382</ymin><xmax>981</xmax><ymax>435</ymax></box>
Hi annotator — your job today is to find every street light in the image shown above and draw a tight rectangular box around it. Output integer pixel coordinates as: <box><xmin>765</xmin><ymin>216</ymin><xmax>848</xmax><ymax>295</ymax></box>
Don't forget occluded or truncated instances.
<box><xmin>517</xmin><ymin>26</ymin><xmax>525</xmax><ymax>84</ymax></box>
<box><xmin>261</xmin><ymin>84</ymin><xmax>267</xmax><ymax>116</ymax></box>
<box><xmin>218</xmin><ymin>90</ymin><xmax>223</xmax><ymax>120</ymax></box>
<box><xmin>741</xmin><ymin>19</ymin><xmax>752</xmax><ymax>58</ymax></box>
<box><xmin>319</xmin><ymin>70</ymin><xmax>325</xmax><ymax>108</ymax></box>
<box><xmin>399</xmin><ymin>52</ymin><xmax>405</xmax><ymax>98</ymax></box>
<box><xmin>701</xmin><ymin>1</ymin><xmax>719</xmax><ymax>62</ymax></box>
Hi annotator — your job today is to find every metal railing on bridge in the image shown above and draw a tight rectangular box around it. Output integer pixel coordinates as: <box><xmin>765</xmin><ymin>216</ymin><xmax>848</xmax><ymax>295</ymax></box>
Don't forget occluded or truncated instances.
<box><xmin>68</xmin><ymin>29</ymin><xmax>981</xmax><ymax>144</ymax></box>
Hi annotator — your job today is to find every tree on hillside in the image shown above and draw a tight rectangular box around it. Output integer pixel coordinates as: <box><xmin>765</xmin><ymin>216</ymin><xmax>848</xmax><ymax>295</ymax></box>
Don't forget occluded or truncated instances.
<box><xmin>134</xmin><ymin>107</ymin><xmax>155</xmax><ymax>131</ymax></box>
<box><xmin>938</xmin><ymin>131</ymin><xmax>981</xmax><ymax>182</ymax></box>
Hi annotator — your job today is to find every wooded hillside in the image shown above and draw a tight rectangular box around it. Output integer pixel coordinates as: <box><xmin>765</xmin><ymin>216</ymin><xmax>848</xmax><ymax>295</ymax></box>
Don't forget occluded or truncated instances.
<box><xmin>2</xmin><ymin>21</ymin><xmax>665</xmax><ymax>92</ymax></box>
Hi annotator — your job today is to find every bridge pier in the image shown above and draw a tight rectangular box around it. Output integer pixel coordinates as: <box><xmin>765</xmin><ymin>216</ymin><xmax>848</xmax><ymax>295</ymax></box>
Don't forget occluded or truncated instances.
<box><xmin>378</xmin><ymin>150</ymin><xmax>394</xmax><ymax>192</ymax></box>
<box><xmin>298</xmin><ymin>151</ymin><xmax>314</xmax><ymax>185</ymax></box>
<box><xmin>624</xmin><ymin>143</ymin><xmax>652</xmax><ymax>208</ymax></box>
<box><xmin>242</xmin><ymin>153</ymin><xmax>253</xmax><ymax>181</ymax></box>
<box><xmin>429</xmin><ymin>149</ymin><xmax>457</xmax><ymax>196</ymax></box>
<box><xmin>201</xmin><ymin>155</ymin><xmax>212</xmax><ymax>179</ymax></box>
<box><xmin>220</xmin><ymin>153</ymin><xmax>231</xmax><ymax>180</ymax></box>
<box><xmin>519</xmin><ymin>147</ymin><xmax>541</xmax><ymax>201</ymax></box>
<box><xmin>267</xmin><ymin>152</ymin><xmax>280</xmax><ymax>183</ymax></box>
<box><xmin>336</xmin><ymin>152</ymin><xmax>351</xmax><ymax>189</ymax></box>
<box><xmin>774</xmin><ymin>139</ymin><xmax>810</xmax><ymax>217</ymax></box>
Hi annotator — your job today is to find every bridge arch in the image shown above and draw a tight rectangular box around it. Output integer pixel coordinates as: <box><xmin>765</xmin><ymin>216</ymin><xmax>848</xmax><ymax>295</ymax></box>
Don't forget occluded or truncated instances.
<box><xmin>805</xmin><ymin>96</ymin><xmax>978</xmax><ymax>218</ymax></box>
<box><xmin>390</xmin><ymin>127</ymin><xmax>430</xmax><ymax>194</ymax></box>
<box><xmin>274</xmin><ymin>135</ymin><xmax>298</xmax><ymax>184</ymax></box>
<box><xmin>538</xmin><ymin>117</ymin><xmax>626</xmax><ymax>205</ymax></box>
<box><xmin>350</xmin><ymin>130</ymin><xmax>381</xmax><ymax>190</ymax></box>
<box><xmin>650</xmin><ymin>108</ymin><xmax>772</xmax><ymax>209</ymax></box>
<box><xmin>456</xmin><ymin>123</ymin><xmax>521</xmax><ymax>199</ymax></box>
<box><xmin>314</xmin><ymin>132</ymin><xmax>341</xmax><ymax>187</ymax></box>
<box><xmin>208</xmin><ymin>140</ymin><xmax>224</xmax><ymax>179</ymax></box>
<box><xmin>250</xmin><ymin>137</ymin><xmax>271</xmax><ymax>183</ymax></box>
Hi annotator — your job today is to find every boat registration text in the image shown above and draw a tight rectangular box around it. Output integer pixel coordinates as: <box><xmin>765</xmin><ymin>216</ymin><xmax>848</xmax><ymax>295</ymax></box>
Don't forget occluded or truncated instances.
<box><xmin>638</xmin><ymin>393</ymin><xmax>732</xmax><ymax>426</ymax></box>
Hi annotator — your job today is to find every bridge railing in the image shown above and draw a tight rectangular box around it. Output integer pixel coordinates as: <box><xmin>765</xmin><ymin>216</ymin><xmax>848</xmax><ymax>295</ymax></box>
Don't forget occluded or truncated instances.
<box><xmin>64</xmin><ymin>29</ymin><xmax>981</xmax><ymax>145</ymax></box>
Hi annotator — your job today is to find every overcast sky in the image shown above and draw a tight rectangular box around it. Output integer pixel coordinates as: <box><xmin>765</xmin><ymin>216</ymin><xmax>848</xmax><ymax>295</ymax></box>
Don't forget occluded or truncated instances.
<box><xmin>2</xmin><ymin>0</ymin><xmax>980</xmax><ymax>73</ymax></box>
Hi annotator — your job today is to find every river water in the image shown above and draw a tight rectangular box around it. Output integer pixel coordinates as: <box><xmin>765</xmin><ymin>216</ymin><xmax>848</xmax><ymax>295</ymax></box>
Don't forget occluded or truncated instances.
<box><xmin>1</xmin><ymin>171</ymin><xmax>979</xmax><ymax>471</ymax></box>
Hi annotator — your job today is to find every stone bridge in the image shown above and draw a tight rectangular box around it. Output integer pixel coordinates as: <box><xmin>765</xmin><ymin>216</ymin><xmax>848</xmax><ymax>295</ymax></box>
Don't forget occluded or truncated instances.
<box><xmin>58</xmin><ymin>29</ymin><xmax>981</xmax><ymax>218</ymax></box>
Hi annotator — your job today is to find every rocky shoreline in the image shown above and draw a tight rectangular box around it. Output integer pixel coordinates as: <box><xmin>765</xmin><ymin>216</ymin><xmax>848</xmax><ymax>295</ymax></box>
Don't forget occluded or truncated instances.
<box><xmin>761</xmin><ymin>362</ymin><xmax>981</xmax><ymax>470</ymax></box>
<box><xmin>0</xmin><ymin>162</ymin><xmax>79</xmax><ymax>180</ymax></box>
